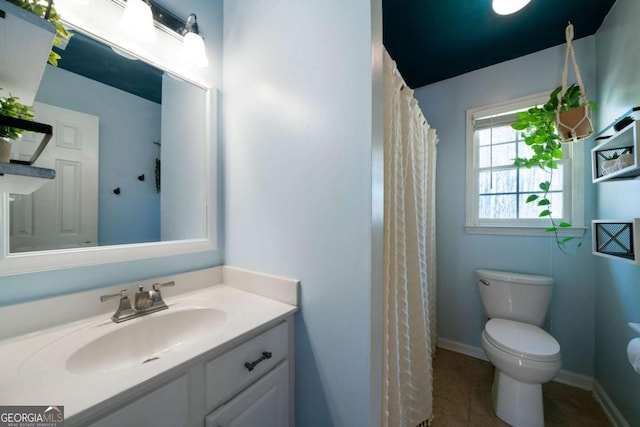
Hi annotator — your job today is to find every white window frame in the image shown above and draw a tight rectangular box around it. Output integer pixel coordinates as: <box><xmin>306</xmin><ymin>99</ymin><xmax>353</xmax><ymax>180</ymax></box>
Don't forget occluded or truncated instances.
<box><xmin>465</xmin><ymin>92</ymin><xmax>586</xmax><ymax>237</ymax></box>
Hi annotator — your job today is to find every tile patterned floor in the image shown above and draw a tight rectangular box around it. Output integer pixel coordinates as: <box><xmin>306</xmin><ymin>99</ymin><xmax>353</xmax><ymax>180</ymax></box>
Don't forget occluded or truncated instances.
<box><xmin>431</xmin><ymin>348</ymin><xmax>611</xmax><ymax>427</ymax></box>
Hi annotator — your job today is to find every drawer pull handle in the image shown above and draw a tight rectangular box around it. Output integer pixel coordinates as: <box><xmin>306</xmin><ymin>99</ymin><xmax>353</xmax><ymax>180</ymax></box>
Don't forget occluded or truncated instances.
<box><xmin>244</xmin><ymin>351</ymin><xmax>272</xmax><ymax>371</ymax></box>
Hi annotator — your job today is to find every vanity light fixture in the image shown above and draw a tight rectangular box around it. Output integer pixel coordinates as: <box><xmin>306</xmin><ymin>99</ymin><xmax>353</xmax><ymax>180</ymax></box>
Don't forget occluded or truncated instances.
<box><xmin>112</xmin><ymin>1</ymin><xmax>208</xmax><ymax>68</ymax></box>
<box><xmin>492</xmin><ymin>0</ymin><xmax>532</xmax><ymax>15</ymax></box>
<box><xmin>120</xmin><ymin>0</ymin><xmax>157</xmax><ymax>43</ymax></box>
<box><xmin>180</xmin><ymin>14</ymin><xmax>208</xmax><ymax>68</ymax></box>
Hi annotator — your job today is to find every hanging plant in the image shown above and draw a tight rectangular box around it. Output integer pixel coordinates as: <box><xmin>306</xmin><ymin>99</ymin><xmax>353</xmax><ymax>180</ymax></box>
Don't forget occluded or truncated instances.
<box><xmin>556</xmin><ymin>82</ymin><xmax>596</xmax><ymax>142</ymax></box>
<box><xmin>511</xmin><ymin>85</ymin><xmax>596</xmax><ymax>253</ymax></box>
<box><xmin>555</xmin><ymin>22</ymin><xmax>595</xmax><ymax>142</ymax></box>
<box><xmin>510</xmin><ymin>23</ymin><xmax>596</xmax><ymax>254</ymax></box>
<box><xmin>8</xmin><ymin>0</ymin><xmax>73</xmax><ymax>66</ymax></box>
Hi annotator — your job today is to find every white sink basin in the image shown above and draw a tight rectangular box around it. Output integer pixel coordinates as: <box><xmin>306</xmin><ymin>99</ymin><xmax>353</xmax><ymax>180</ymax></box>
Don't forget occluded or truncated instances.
<box><xmin>65</xmin><ymin>308</ymin><xmax>227</xmax><ymax>374</ymax></box>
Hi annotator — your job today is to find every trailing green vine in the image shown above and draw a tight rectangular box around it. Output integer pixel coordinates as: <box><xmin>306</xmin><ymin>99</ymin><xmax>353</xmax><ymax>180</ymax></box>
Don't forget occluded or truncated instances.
<box><xmin>511</xmin><ymin>86</ymin><xmax>586</xmax><ymax>254</ymax></box>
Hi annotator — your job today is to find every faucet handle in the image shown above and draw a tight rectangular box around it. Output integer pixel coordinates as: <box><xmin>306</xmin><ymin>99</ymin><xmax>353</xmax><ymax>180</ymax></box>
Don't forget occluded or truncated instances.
<box><xmin>100</xmin><ymin>289</ymin><xmax>129</xmax><ymax>302</ymax></box>
<box><xmin>152</xmin><ymin>281</ymin><xmax>175</xmax><ymax>291</ymax></box>
<box><xmin>100</xmin><ymin>289</ymin><xmax>136</xmax><ymax>323</ymax></box>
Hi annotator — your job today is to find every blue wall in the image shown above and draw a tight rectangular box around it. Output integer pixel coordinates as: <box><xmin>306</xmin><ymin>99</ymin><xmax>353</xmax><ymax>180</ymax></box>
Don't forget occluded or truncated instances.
<box><xmin>0</xmin><ymin>0</ymin><xmax>224</xmax><ymax>306</ymax></box>
<box><xmin>222</xmin><ymin>1</ymin><xmax>382</xmax><ymax>426</ymax></box>
<box><xmin>37</xmin><ymin>66</ymin><xmax>162</xmax><ymax>245</ymax></box>
<box><xmin>594</xmin><ymin>0</ymin><xmax>640</xmax><ymax>424</ymax></box>
<box><xmin>414</xmin><ymin>37</ymin><xmax>598</xmax><ymax>377</ymax></box>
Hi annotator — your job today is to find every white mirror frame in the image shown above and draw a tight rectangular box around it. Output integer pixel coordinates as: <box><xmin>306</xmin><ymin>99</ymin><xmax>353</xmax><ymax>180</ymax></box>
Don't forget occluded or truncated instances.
<box><xmin>0</xmin><ymin>1</ymin><xmax>217</xmax><ymax>276</ymax></box>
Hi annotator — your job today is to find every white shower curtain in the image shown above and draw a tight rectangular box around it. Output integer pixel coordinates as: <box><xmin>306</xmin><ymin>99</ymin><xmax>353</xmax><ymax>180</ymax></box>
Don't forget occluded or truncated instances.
<box><xmin>382</xmin><ymin>50</ymin><xmax>438</xmax><ymax>427</ymax></box>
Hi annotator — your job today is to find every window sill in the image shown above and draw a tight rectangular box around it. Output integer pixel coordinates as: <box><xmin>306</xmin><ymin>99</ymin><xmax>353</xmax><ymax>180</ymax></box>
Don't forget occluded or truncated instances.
<box><xmin>465</xmin><ymin>224</ymin><xmax>587</xmax><ymax>237</ymax></box>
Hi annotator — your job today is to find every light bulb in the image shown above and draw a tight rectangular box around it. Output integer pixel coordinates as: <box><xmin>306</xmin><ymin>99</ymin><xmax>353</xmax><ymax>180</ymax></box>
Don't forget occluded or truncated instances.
<box><xmin>120</xmin><ymin>0</ymin><xmax>157</xmax><ymax>43</ymax></box>
<box><xmin>492</xmin><ymin>0</ymin><xmax>532</xmax><ymax>15</ymax></box>
<box><xmin>181</xmin><ymin>32</ymin><xmax>209</xmax><ymax>68</ymax></box>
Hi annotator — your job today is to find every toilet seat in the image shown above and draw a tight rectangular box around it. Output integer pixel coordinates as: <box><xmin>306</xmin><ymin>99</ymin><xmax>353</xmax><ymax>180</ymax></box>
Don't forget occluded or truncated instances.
<box><xmin>484</xmin><ymin>318</ymin><xmax>560</xmax><ymax>362</ymax></box>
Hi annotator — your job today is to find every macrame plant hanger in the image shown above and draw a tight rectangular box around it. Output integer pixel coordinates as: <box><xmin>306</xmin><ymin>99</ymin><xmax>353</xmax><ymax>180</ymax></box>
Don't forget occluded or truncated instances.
<box><xmin>556</xmin><ymin>22</ymin><xmax>594</xmax><ymax>143</ymax></box>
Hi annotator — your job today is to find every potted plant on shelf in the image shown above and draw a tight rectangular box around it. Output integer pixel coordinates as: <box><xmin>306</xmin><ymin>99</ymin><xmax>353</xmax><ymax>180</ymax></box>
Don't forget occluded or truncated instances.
<box><xmin>511</xmin><ymin>85</ymin><xmax>596</xmax><ymax>253</ymax></box>
<box><xmin>0</xmin><ymin>91</ymin><xmax>35</xmax><ymax>162</ymax></box>
<box><xmin>601</xmin><ymin>151</ymin><xmax>634</xmax><ymax>176</ymax></box>
<box><xmin>8</xmin><ymin>0</ymin><xmax>72</xmax><ymax>65</ymax></box>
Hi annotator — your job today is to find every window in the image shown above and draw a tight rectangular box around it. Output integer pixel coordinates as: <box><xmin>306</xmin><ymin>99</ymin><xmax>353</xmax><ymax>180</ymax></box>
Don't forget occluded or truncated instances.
<box><xmin>465</xmin><ymin>93</ymin><xmax>584</xmax><ymax>236</ymax></box>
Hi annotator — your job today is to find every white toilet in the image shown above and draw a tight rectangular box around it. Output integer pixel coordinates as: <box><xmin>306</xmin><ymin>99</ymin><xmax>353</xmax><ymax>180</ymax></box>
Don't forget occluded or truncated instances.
<box><xmin>476</xmin><ymin>269</ymin><xmax>561</xmax><ymax>427</ymax></box>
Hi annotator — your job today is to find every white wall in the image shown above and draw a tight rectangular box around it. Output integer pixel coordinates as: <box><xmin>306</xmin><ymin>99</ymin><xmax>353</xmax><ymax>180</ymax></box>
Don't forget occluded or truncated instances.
<box><xmin>414</xmin><ymin>37</ymin><xmax>598</xmax><ymax>377</ymax></box>
<box><xmin>222</xmin><ymin>0</ymin><xmax>382</xmax><ymax>425</ymax></box>
<box><xmin>594</xmin><ymin>0</ymin><xmax>640</xmax><ymax>424</ymax></box>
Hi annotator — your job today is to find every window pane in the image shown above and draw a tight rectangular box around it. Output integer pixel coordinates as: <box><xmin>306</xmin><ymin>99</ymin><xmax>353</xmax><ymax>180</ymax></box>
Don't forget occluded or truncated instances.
<box><xmin>518</xmin><ymin>192</ymin><xmax>564</xmax><ymax>219</ymax></box>
<box><xmin>479</xmin><ymin>169</ymin><xmax>517</xmax><ymax>194</ymax></box>
<box><xmin>517</xmin><ymin>140</ymin><xmax>535</xmax><ymax>158</ymax></box>
<box><xmin>479</xmin><ymin>194</ymin><xmax>517</xmax><ymax>218</ymax></box>
<box><xmin>491</xmin><ymin>125</ymin><xmax>517</xmax><ymax>144</ymax></box>
<box><xmin>479</xmin><ymin>142</ymin><xmax>516</xmax><ymax>168</ymax></box>
<box><xmin>519</xmin><ymin>165</ymin><xmax>563</xmax><ymax>192</ymax></box>
<box><xmin>478</xmin><ymin>129</ymin><xmax>492</xmax><ymax>147</ymax></box>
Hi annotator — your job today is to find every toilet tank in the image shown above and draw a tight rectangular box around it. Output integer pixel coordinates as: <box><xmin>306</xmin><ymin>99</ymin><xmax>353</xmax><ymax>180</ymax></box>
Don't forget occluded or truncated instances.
<box><xmin>476</xmin><ymin>269</ymin><xmax>553</xmax><ymax>327</ymax></box>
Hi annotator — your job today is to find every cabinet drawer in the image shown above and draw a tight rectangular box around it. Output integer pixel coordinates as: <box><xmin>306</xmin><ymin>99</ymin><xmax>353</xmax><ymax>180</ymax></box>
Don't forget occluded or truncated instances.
<box><xmin>205</xmin><ymin>321</ymin><xmax>288</xmax><ymax>411</ymax></box>
<box><xmin>205</xmin><ymin>361</ymin><xmax>290</xmax><ymax>427</ymax></box>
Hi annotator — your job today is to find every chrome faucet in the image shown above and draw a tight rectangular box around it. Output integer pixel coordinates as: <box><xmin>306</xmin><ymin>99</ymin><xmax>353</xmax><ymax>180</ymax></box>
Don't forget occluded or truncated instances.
<box><xmin>100</xmin><ymin>281</ymin><xmax>175</xmax><ymax>323</ymax></box>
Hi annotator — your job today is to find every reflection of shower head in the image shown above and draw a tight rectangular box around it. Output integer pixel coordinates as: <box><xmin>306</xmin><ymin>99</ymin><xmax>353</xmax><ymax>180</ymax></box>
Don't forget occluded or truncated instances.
<box><xmin>155</xmin><ymin>158</ymin><xmax>161</xmax><ymax>193</ymax></box>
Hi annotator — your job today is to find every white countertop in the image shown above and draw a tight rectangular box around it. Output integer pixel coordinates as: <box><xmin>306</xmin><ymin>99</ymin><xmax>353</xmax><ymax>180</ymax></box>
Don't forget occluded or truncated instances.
<box><xmin>0</xmin><ymin>283</ymin><xmax>297</xmax><ymax>419</ymax></box>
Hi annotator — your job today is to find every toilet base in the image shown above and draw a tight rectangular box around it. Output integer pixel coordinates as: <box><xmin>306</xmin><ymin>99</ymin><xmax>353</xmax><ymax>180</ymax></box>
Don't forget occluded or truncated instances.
<box><xmin>492</xmin><ymin>369</ymin><xmax>544</xmax><ymax>427</ymax></box>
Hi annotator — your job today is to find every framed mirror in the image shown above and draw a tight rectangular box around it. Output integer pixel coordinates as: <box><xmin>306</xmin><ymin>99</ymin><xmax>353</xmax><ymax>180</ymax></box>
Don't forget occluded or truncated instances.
<box><xmin>0</xmin><ymin>11</ymin><xmax>217</xmax><ymax>275</ymax></box>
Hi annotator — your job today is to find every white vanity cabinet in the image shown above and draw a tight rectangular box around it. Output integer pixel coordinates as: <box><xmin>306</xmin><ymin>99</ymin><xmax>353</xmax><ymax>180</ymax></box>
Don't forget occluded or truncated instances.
<box><xmin>78</xmin><ymin>319</ymin><xmax>294</xmax><ymax>427</ymax></box>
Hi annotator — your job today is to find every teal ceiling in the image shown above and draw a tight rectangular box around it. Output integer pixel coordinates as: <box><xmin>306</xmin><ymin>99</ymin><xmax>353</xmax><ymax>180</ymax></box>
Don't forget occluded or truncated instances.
<box><xmin>383</xmin><ymin>0</ymin><xmax>616</xmax><ymax>88</ymax></box>
<box><xmin>54</xmin><ymin>31</ymin><xmax>163</xmax><ymax>104</ymax></box>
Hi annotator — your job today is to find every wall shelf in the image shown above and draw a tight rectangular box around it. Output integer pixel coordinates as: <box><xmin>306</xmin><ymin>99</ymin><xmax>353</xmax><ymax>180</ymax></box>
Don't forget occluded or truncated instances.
<box><xmin>0</xmin><ymin>114</ymin><xmax>53</xmax><ymax>165</ymax></box>
<box><xmin>0</xmin><ymin>161</ymin><xmax>55</xmax><ymax>194</ymax></box>
<box><xmin>592</xmin><ymin>113</ymin><xmax>640</xmax><ymax>183</ymax></box>
<box><xmin>0</xmin><ymin>0</ymin><xmax>56</xmax><ymax>105</ymax></box>
<box><xmin>592</xmin><ymin>219</ymin><xmax>640</xmax><ymax>264</ymax></box>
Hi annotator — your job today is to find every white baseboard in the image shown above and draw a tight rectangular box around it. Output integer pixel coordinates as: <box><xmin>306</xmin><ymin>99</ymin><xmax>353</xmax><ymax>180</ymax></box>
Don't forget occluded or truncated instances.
<box><xmin>436</xmin><ymin>337</ymin><xmax>592</xmax><ymax>390</ymax></box>
<box><xmin>593</xmin><ymin>380</ymin><xmax>631</xmax><ymax>427</ymax></box>
<box><xmin>437</xmin><ymin>337</ymin><xmax>488</xmax><ymax>361</ymax></box>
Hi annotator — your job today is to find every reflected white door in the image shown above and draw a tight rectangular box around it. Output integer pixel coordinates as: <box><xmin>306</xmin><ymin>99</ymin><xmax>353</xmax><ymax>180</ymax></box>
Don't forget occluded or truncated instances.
<box><xmin>9</xmin><ymin>102</ymin><xmax>99</xmax><ymax>252</ymax></box>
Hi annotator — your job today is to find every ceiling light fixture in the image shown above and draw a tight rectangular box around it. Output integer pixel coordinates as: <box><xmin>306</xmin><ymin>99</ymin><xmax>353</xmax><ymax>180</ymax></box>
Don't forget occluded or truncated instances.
<box><xmin>492</xmin><ymin>0</ymin><xmax>532</xmax><ymax>15</ymax></box>
<box><xmin>180</xmin><ymin>14</ymin><xmax>208</xmax><ymax>68</ymax></box>
<box><xmin>120</xmin><ymin>0</ymin><xmax>157</xmax><ymax>43</ymax></box>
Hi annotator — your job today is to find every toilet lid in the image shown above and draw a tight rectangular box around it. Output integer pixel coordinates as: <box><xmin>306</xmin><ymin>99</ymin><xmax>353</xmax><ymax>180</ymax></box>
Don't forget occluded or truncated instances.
<box><xmin>484</xmin><ymin>318</ymin><xmax>561</xmax><ymax>362</ymax></box>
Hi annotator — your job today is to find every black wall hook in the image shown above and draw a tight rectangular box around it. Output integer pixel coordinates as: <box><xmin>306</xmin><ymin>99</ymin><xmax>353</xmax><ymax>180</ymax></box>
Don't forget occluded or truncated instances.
<box><xmin>138</xmin><ymin>174</ymin><xmax>145</xmax><ymax>181</ymax></box>
<box><xmin>113</xmin><ymin>187</ymin><xmax>121</xmax><ymax>195</ymax></box>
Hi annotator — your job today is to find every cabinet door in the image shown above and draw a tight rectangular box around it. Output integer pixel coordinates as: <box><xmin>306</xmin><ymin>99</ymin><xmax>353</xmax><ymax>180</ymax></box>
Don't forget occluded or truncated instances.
<box><xmin>88</xmin><ymin>375</ymin><xmax>189</xmax><ymax>427</ymax></box>
<box><xmin>205</xmin><ymin>361</ymin><xmax>289</xmax><ymax>427</ymax></box>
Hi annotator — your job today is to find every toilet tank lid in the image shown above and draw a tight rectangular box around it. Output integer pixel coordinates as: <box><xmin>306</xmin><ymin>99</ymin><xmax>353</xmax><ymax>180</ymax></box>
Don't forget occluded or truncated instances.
<box><xmin>476</xmin><ymin>269</ymin><xmax>553</xmax><ymax>286</ymax></box>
